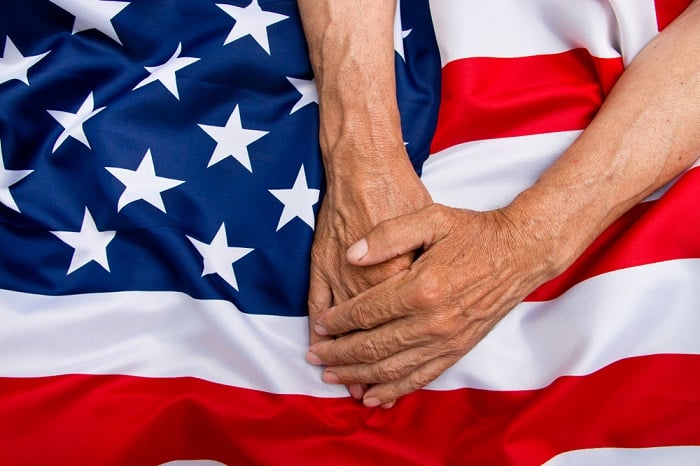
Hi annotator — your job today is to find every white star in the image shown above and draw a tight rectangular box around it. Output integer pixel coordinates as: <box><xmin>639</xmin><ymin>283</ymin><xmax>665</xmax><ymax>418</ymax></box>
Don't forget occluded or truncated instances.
<box><xmin>49</xmin><ymin>0</ymin><xmax>130</xmax><ymax>45</ymax></box>
<box><xmin>51</xmin><ymin>207</ymin><xmax>116</xmax><ymax>275</ymax></box>
<box><xmin>269</xmin><ymin>165</ymin><xmax>320</xmax><ymax>231</ymax></box>
<box><xmin>0</xmin><ymin>140</ymin><xmax>33</xmax><ymax>212</ymax></box>
<box><xmin>216</xmin><ymin>0</ymin><xmax>289</xmax><ymax>55</ymax></box>
<box><xmin>198</xmin><ymin>105</ymin><xmax>268</xmax><ymax>171</ymax></box>
<box><xmin>133</xmin><ymin>42</ymin><xmax>200</xmax><ymax>100</ymax></box>
<box><xmin>393</xmin><ymin>0</ymin><xmax>412</xmax><ymax>62</ymax></box>
<box><xmin>106</xmin><ymin>149</ymin><xmax>185</xmax><ymax>213</ymax></box>
<box><xmin>0</xmin><ymin>37</ymin><xmax>50</xmax><ymax>86</ymax></box>
<box><xmin>187</xmin><ymin>223</ymin><xmax>254</xmax><ymax>291</ymax></box>
<box><xmin>286</xmin><ymin>77</ymin><xmax>318</xmax><ymax>114</ymax></box>
<box><xmin>47</xmin><ymin>92</ymin><xmax>106</xmax><ymax>153</ymax></box>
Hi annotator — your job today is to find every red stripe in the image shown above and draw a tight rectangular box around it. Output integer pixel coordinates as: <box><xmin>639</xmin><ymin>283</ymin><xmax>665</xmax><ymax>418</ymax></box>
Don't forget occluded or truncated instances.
<box><xmin>528</xmin><ymin>166</ymin><xmax>700</xmax><ymax>301</ymax></box>
<box><xmin>1</xmin><ymin>354</ymin><xmax>698</xmax><ymax>465</ymax></box>
<box><xmin>655</xmin><ymin>0</ymin><xmax>693</xmax><ymax>31</ymax></box>
<box><xmin>429</xmin><ymin>50</ymin><xmax>624</xmax><ymax>154</ymax></box>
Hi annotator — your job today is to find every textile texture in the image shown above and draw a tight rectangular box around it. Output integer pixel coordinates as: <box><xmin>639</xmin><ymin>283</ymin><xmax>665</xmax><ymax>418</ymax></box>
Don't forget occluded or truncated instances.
<box><xmin>0</xmin><ymin>0</ymin><xmax>698</xmax><ymax>464</ymax></box>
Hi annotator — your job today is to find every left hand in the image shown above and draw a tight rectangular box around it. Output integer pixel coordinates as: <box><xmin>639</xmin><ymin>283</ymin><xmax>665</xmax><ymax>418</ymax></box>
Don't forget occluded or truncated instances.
<box><xmin>307</xmin><ymin>158</ymin><xmax>431</xmax><ymax>402</ymax></box>
<box><xmin>306</xmin><ymin>203</ymin><xmax>560</xmax><ymax>407</ymax></box>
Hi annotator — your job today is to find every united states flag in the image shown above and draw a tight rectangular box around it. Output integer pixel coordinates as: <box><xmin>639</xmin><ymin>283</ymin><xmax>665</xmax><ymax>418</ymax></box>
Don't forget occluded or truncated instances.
<box><xmin>0</xmin><ymin>0</ymin><xmax>698</xmax><ymax>465</ymax></box>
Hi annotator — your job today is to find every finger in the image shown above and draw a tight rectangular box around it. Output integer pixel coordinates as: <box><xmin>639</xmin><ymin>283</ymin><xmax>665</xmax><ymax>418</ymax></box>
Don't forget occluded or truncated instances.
<box><xmin>307</xmin><ymin>269</ymin><xmax>365</xmax><ymax>399</ymax></box>
<box><xmin>307</xmin><ymin>268</ymin><xmax>333</xmax><ymax>347</ymax></box>
<box><xmin>361</xmin><ymin>355</ymin><xmax>457</xmax><ymax>408</ymax></box>
<box><xmin>346</xmin><ymin>204</ymin><xmax>449</xmax><ymax>266</ymax></box>
<box><xmin>314</xmin><ymin>270</ymin><xmax>412</xmax><ymax>337</ymax></box>
<box><xmin>310</xmin><ymin>317</ymin><xmax>432</xmax><ymax>366</ymax></box>
<box><xmin>321</xmin><ymin>344</ymin><xmax>436</xmax><ymax>386</ymax></box>
<box><xmin>348</xmin><ymin>383</ymin><xmax>367</xmax><ymax>400</ymax></box>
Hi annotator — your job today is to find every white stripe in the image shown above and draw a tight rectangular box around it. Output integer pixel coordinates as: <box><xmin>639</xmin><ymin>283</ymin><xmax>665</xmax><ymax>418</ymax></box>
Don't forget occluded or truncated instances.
<box><xmin>421</xmin><ymin>132</ymin><xmax>697</xmax><ymax>210</ymax></box>
<box><xmin>542</xmin><ymin>446</ymin><xmax>700</xmax><ymax>466</ymax></box>
<box><xmin>422</xmin><ymin>131</ymin><xmax>579</xmax><ymax>211</ymax></box>
<box><xmin>607</xmin><ymin>0</ymin><xmax>660</xmax><ymax>65</ymax></box>
<box><xmin>0</xmin><ymin>288</ymin><xmax>342</xmax><ymax>397</ymax></box>
<box><xmin>1</xmin><ymin>260</ymin><xmax>698</xmax><ymax>394</ymax></box>
<box><xmin>430</xmin><ymin>258</ymin><xmax>700</xmax><ymax>391</ymax></box>
<box><xmin>428</xmin><ymin>0</ymin><xmax>658</xmax><ymax>65</ymax></box>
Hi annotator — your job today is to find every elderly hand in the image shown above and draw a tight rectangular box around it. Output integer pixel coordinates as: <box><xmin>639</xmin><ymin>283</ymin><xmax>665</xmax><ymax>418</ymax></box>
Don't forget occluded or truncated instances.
<box><xmin>307</xmin><ymin>146</ymin><xmax>431</xmax><ymax>401</ymax></box>
<box><xmin>307</xmin><ymin>203</ymin><xmax>562</xmax><ymax>407</ymax></box>
<box><xmin>304</xmin><ymin>0</ymin><xmax>700</xmax><ymax>408</ymax></box>
<box><xmin>297</xmin><ymin>0</ymin><xmax>433</xmax><ymax>402</ymax></box>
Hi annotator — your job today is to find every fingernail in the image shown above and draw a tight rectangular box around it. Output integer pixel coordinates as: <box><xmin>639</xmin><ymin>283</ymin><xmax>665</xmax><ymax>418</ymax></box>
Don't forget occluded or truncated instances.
<box><xmin>323</xmin><ymin>371</ymin><xmax>340</xmax><ymax>384</ymax></box>
<box><xmin>314</xmin><ymin>323</ymin><xmax>328</xmax><ymax>336</ymax></box>
<box><xmin>363</xmin><ymin>396</ymin><xmax>381</xmax><ymax>408</ymax></box>
<box><xmin>347</xmin><ymin>238</ymin><xmax>368</xmax><ymax>262</ymax></box>
<box><xmin>306</xmin><ymin>351</ymin><xmax>323</xmax><ymax>366</ymax></box>
<box><xmin>381</xmin><ymin>401</ymin><xmax>395</xmax><ymax>410</ymax></box>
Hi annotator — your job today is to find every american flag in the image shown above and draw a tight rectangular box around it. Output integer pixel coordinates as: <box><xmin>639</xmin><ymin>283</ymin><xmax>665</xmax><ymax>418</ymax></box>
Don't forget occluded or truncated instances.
<box><xmin>0</xmin><ymin>0</ymin><xmax>698</xmax><ymax>465</ymax></box>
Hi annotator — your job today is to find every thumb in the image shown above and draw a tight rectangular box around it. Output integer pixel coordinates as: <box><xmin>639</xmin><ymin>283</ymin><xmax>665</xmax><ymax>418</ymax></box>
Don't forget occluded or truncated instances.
<box><xmin>346</xmin><ymin>204</ymin><xmax>446</xmax><ymax>266</ymax></box>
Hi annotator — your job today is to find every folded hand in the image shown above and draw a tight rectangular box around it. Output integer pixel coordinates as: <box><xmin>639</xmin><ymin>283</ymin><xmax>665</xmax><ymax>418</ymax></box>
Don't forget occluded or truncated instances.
<box><xmin>308</xmin><ymin>203</ymin><xmax>558</xmax><ymax>407</ymax></box>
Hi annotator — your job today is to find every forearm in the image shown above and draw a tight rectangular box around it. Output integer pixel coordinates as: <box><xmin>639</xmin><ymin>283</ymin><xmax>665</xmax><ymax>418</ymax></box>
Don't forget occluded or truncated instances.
<box><xmin>298</xmin><ymin>0</ymin><xmax>429</xmax><ymax>232</ymax></box>
<box><xmin>509</xmin><ymin>1</ymin><xmax>700</xmax><ymax>275</ymax></box>
<box><xmin>298</xmin><ymin>1</ymin><xmax>416</xmax><ymax>186</ymax></box>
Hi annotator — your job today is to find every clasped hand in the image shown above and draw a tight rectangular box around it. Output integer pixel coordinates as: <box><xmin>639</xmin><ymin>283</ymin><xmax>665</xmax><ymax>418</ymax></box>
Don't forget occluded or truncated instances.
<box><xmin>307</xmin><ymin>203</ymin><xmax>555</xmax><ymax>408</ymax></box>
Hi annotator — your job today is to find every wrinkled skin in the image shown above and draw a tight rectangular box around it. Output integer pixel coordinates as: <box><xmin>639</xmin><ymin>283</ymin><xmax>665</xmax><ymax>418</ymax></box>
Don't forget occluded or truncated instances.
<box><xmin>307</xmin><ymin>146</ymin><xmax>431</xmax><ymax>402</ymax></box>
<box><xmin>307</xmin><ymin>203</ymin><xmax>557</xmax><ymax>407</ymax></box>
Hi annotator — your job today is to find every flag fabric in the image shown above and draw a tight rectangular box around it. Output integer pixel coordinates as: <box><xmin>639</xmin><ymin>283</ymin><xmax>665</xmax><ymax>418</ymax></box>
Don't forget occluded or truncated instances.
<box><xmin>0</xmin><ymin>1</ymin><xmax>698</xmax><ymax>465</ymax></box>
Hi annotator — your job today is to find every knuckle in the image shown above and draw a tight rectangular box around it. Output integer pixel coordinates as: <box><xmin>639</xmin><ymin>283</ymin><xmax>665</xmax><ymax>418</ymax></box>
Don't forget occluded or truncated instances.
<box><xmin>426</xmin><ymin>203</ymin><xmax>457</xmax><ymax>233</ymax></box>
<box><xmin>379</xmin><ymin>386</ymin><xmax>405</xmax><ymax>404</ymax></box>
<box><xmin>391</xmin><ymin>328</ymin><xmax>415</xmax><ymax>348</ymax></box>
<box><xmin>349</xmin><ymin>300</ymin><xmax>375</xmax><ymax>330</ymax></box>
<box><xmin>443</xmin><ymin>339</ymin><xmax>469</xmax><ymax>360</ymax></box>
<box><xmin>372</xmin><ymin>361</ymin><xmax>407</xmax><ymax>383</ymax></box>
<box><xmin>307</xmin><ymin>298</ymin><xmax>322</xmax><ymax>315</ymax></box>
<box><xmin>323</xmin><ymin>344</ymin><xmax>347</xmax><ymax>365</ymax></box>
<box><xmin>410</xmin><ymin>272</ymin><xmax>444</xmax><ymax>308</ymax></box>
<box><xmin>358</xmin><ymin>337</ymin><xmax>384</xmax><ymax>362</ymax></box>
<box><xmin>307</xmin><ymin>294</ymin><xmax>326</xmax><ymax>316</ymax></box>
<box><xmin>409</xmin><ymin>370</ymin><xmax>434</xmax><ymax>392</ymax></box>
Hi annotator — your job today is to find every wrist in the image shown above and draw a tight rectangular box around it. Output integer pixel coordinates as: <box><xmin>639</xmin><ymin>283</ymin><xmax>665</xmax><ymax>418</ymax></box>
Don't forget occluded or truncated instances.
<box><xmin>322</xmin><ymin>153</ymin><xmax>431</xmax><ymax>245</ymax></box>
<box><xmin>317</xmin><ymin>93</ymin><xmax>404</xmax><ymax>165</ymax></box>
<box><xmin>322</xmin><ymin>135</ymin><xmax>409</xmax><ymax>184</ymax></box>
<box><xmin>500</xmin><ymin>189</ymin><xmax>578</xmax><ymax>281</ymax></box>
<box><xmin>326</xmin><ymin>161</ymin><xmax>431</xmax><ymax>216</ymax></box>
